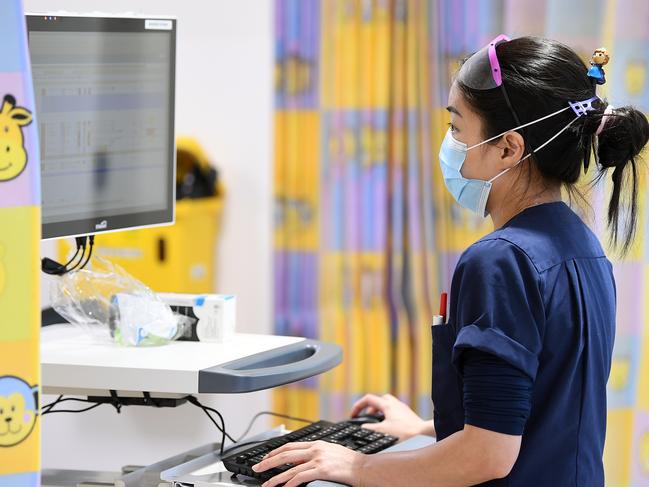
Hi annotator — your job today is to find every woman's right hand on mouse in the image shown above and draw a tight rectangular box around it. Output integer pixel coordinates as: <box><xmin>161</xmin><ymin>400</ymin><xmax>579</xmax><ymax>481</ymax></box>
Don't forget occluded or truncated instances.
<box><xmin>350</xmin><ymin>393</ymin><xmax>435</xmax><ymax>440</ymax></box>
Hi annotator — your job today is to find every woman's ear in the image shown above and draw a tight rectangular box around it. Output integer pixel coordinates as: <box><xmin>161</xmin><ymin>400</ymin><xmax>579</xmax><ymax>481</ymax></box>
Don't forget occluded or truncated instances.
<box><xmin>498</xmin><ymin>131</ymin><xmax>526</xmax><ymax>168</ymax></box>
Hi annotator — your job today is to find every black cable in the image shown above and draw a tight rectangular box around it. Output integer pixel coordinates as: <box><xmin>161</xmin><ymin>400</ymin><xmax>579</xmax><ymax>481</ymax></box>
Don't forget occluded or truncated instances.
<box><xmin>66</xmin><ymin>246</ymin><xmax>87</xmax><ymax>272</ymax></box>
<box><xmin>236</xmin><ymin>411</ymin><xmax>313</xmax><ymax>443</ymax></box>
<box><xmin>42</xmin><ymin>402</ymin><xmax>104</xmax><ymax>415</ymax></box>
<box><xmin>186</xmin><ymin>396</ymin><xmax>230</xmax><ymax>456</ymax></box>
<box><xmin>184</xmin><ymin>398</ymin><xmax>313</xmax><ymax>457</ymax></box>
<box><xmin>61</xmin><ymin>246</ymin><xmax>82</xmax><ymax>268</ymax></box>
<box><xmin>41</xmin><ymin>394</ymin><xmax>313</xmax><ymax>460</ymax></box>
<box><xmin>184</xmin><ymin>400</ymin><xmax>315</xmax><ymax>456</ymax></box>
<box><xmin>185</xmin><ymin>397</ymin><xmax>235</xmax><ymax>452</ymax></box>
<box><xmin>41</xmin><ymin>237</ymin><xmax>86</xmax><ymax>275</ymax></box>
<box><xmin>185</xmin><ymin>397</ymin><xmax>235</xmax><ymax>442</ymax></box>
<box><xmin>60</xmin><ymin>237</ymin><xmax>88</xmax><ymax>273</ymax></box>
<box><xmin>204</xmin><ymin>408</ymin><xmax>226</xmax><ymax>457</ymax></box>
<box><xmin>41</xmin><ymin>394</ymin><xmax>64</xmax><ymax>414</ymax></box>
<box><xmin>41</xmin><ymin>396</ymin><xmax>122</xmax><ymax>415</ymax></box>
<box><xmin>67</xmin><ymin>235</ymin><xmax>93</xmax><ymax>273</ymax></box>
<box><xmin>43</xmin><ymin>394</ymin><xmax>233</xmax><ymax>452</ymax></box>
<box><xmin>77</xmin><ymin>235</ymin><xmax>94</xmax><ymax>270</ymax></box>
<box><xmin>201</xmin><ymin>405</ymin><xmax>237</xmax><ymax>442</ymax></box>
<box><xmin>42</xmin><ymin>397</ymin><xmax>97</xmax><ymax>408</ymax></box>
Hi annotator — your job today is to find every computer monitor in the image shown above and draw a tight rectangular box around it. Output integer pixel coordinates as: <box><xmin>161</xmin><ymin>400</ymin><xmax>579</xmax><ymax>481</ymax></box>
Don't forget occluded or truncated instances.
<box><xmin>26</xmin><ymin>14</ymin><xmax>176</xmax><ymax>240</ymax></box>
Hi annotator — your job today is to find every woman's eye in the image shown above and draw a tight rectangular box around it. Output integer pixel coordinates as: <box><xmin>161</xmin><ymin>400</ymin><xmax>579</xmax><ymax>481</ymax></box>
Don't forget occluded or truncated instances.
<box><xmin>447</xmin><ymin>122</ymin><xmax>457</xmax><ymax>133</ymax></box>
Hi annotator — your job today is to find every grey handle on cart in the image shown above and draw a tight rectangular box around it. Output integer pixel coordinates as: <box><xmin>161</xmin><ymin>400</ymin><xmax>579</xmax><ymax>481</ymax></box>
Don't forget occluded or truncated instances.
<box><xmin>198</xmin><ymin>339</ymin><xmax>342</xmax><ymax>393</ymax></box>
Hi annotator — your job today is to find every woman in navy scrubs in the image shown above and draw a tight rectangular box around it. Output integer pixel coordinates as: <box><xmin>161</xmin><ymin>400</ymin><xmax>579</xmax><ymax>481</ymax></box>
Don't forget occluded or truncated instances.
<box><xmin>253</xmin><ymin>36</ymin><xmax>649</xmax><ymax>486</ymax></box>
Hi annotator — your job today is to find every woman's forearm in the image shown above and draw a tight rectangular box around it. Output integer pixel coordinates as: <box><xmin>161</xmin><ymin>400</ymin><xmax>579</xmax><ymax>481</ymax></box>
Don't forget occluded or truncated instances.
<box><xmin>419</xmin><ymin>419</ymin><xmax>436</xmax><ymax>437</ymax></box>
<box><xmin>358</xmin><ymin>425</ymin><xmax>520</xmax><ymax>487</ymax></box>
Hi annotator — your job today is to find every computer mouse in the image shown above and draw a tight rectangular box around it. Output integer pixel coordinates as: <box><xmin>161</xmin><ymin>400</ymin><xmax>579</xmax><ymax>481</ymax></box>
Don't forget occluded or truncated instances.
<box><xmin>347</xmin><ymin>411</ymin><xmax>385</xmax><ymax>425</ymax></box>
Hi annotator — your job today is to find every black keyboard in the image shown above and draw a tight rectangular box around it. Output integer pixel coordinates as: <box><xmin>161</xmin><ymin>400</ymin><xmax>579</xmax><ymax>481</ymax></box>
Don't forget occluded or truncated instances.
<box><xmin>222</xmin><ymin>420</ymin><xmax>399</xmax><ymax>482</ymax></box>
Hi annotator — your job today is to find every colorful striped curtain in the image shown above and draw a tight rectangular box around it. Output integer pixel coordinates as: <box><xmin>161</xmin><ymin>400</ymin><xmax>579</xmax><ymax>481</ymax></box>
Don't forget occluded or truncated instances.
<box><xmin>0</xmin><ymin>0</ymin><xmax>42</xmax><ymax>485</ymax></box>
<box><xmin>273</xmin><ymin>1</ymin><xmax>649</xmax><ymax>485</ymax></box>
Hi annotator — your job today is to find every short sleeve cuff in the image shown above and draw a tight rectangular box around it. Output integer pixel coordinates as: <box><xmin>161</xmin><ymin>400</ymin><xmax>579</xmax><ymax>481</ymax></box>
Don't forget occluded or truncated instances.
<box><xmin>452</xmin><ymin>324</ymin><xmax>539</xmax><ymax>381</ymax></box>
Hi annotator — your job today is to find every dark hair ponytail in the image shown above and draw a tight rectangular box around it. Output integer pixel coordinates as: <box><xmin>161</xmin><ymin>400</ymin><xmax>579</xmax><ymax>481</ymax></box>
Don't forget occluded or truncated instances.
<box><xmin>457</xmin><ymin>36</ymin><xmax>649</xmax><ymax>255</ymax></box>
<box><xmin>593</xmin><ymin>106</ymin><xmax>649</xmax><ymax>253</ymax></box>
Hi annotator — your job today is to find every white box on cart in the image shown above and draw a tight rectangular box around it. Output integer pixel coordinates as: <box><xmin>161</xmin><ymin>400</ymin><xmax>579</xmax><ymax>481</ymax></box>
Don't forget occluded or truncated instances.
<box><xmin>158</xmin><ymin>293</ymin><xmax>236</xmax><ymax>343</ymax></box>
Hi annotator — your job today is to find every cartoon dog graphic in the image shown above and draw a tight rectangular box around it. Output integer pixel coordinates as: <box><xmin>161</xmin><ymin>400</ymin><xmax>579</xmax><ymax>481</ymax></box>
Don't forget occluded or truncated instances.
<box><xmin>0</xmin><ymin>376</ymin><xmax>38</xmax><ymax>447</ymax></box>
<box><xmin>0</xmin><ymin>94</ymin><xmax>33</xmax><ymax>182</ymax></box>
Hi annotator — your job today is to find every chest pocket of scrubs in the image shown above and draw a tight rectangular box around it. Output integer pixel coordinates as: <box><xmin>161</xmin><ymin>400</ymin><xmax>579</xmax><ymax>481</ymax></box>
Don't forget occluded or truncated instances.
<box><xmin>432</xmin><ymin>323</ymin><xmax>465</xmax><ymax>441</ymax></box>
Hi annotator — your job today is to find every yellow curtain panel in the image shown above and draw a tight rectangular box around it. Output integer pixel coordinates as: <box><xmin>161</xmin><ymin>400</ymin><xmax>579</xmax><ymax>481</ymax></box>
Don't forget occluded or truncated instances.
<box><xmin>0</xmin><ymin>0</ymin><xmax>42</xmax><ymax>484</ymax></box>
<box><xmin>274</xmin><ymin>1</ymin><xmax>649</xmax><ymax>485</ymax></box>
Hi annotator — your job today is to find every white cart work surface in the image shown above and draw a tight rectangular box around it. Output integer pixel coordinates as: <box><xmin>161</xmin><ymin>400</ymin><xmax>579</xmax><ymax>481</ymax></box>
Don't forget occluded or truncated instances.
<box><xmin>42</xmin><ymin>324</ymin><xmax>342</xmax><ymax>396</ymax></box>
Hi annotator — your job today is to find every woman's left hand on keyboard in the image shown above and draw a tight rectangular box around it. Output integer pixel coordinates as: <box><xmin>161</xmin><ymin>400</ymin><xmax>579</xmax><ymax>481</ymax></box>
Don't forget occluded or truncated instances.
<box><xmin>252</xmin><ymin>439</ymin><xmax>366</xmax><ymax>487</ymax></box>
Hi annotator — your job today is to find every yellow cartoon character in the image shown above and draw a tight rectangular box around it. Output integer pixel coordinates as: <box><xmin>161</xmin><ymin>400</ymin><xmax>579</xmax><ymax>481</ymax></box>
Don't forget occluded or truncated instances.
<box><xmin>0</xmin><ymin>94</ymin><xmax>33</xmax><ymax>182</ymax></box>
<box><xmin>0</xmin><ymin>376</ymin><xmax>38</xmax><ymax>447</ymax></box>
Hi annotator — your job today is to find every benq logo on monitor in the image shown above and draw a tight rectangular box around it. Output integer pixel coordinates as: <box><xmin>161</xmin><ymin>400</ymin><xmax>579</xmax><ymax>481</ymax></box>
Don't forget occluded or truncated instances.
<box><xmin>95</xmin><ymin>220</ymin><xmax>108</xmax><ymax>230</ymax></box>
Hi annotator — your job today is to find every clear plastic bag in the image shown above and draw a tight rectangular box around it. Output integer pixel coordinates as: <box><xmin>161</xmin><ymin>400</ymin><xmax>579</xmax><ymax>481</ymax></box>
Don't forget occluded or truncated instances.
<box><xmin>51</xmin><ymin>257</ymin><xmax>185</xmax><ymax>346</ymax></box>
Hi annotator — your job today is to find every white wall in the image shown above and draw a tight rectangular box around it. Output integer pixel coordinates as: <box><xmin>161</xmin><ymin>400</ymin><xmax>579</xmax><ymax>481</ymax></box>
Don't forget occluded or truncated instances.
<box><xmin>27</xmin><ymin>0</ymin><xmax>275</xmax><ymax>471</ymax></box>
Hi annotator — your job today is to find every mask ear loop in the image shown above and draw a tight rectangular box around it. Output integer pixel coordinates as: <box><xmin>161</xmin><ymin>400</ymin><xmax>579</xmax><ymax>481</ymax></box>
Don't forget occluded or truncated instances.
<box><xmin>466</xmin><ymin>93</ymin><xmax>600</xmax><ymax>159</ymax></box>
<box><xmin>466</xmin><ymin>104</ymin><xmax>573</xmax><ymax>151</ymax></box>
<box><xmin>488</xmin><ymin>114</ymin><xmax>582</xmax><ymax>184</ymax></box>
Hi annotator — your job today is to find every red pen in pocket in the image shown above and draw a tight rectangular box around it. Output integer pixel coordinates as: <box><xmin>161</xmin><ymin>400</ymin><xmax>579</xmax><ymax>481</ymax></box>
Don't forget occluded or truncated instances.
<box><xmin>433</xmin><ymin>291</ymin><xmax>447</xmax><ymax>326</ymax></box>
<box><xmin>440</xmin><ymin>292</ymin><xmax>447</xmax><ymax>322</ymax></box>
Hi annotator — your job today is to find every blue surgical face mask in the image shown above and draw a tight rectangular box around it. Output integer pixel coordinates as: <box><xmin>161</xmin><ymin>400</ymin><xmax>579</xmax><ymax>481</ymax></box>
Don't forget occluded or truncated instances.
<box><xmin>439</xmin><ymin>130</ymin><xmax>498</xmax><ymax>218</ymax></box>
<box><xmin>439</xmin><ymin>96</ymin><xmax>599</xmax><ymax>217</ymax></box>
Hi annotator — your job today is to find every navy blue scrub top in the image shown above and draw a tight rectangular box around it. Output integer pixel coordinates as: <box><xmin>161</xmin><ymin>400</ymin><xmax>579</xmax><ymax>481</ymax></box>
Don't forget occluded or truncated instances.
<box><xmin>432</xmin><ymin>201</ymin><xmax>616</xmax><ymax>486</ymax></box>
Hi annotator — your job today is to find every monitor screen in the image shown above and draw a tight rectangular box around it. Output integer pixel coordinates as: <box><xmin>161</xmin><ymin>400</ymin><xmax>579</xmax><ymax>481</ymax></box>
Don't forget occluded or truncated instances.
<box><xmin>26</xmin><ymin>15</ymin><xmax>176</xmax><ymax>239</ymax></box>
